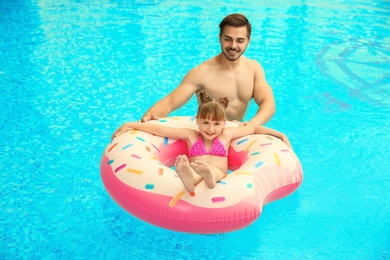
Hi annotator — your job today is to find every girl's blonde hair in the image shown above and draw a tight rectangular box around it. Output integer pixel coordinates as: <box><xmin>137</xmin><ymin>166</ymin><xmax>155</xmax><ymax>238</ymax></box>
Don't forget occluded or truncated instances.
<box><xmin>196</xmin><ymin>90</ymin><xmax>229</xmax><ymax>121</ymax></box>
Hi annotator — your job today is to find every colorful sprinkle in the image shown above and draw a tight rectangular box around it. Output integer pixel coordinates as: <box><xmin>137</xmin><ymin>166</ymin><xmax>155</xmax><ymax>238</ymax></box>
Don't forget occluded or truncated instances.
<box><xmin>247</xmin><ymin>183</ymin><xmax>254</xmax><ymax>189</ymax></box>
<box><xmin>122</xmin><ymin>144</ymin><xmax>133</xmax><ymax>150</ymax></box>
<box><xmin>145</xmin><ymin>184</ymin><xmax>154</xmax><ymax>190</ymax></box>
<box><xmin>169</xmin><ymin>191</ymin><xmax>185</xmax><ymax>208</ymax></box>
<box><xmin>281</xmin><ymin>149</ymin><xmax>290</xmax><ymax>152</ymax></box>
<box><xmin>211</xmin><ymin>197</ymin><xmax>225</xmax><ymax>203</ymax></box>
<box><xmin>245</xmin><ymin>140</ymin><xmax>257</xmax><ymax>151</ymax></box>
<box><xmin>127</xmin><ymin>168</ymin><xmax>143</xmax><ymax>174</ymax></box>
<box><xmin>136</xmin><ymin>137</ymin><xmax>145</xmax><ymax>142</ymax></box>
<box><xmin>260</xmin><ymin>143</ymin><xmax>273</xmax><ymax>146</ymax></box>
<box><xmin>145</xmin><ymin>146</ymin><xmax>150</xmax><ymax>152</ymax></box>
<box><xmin>152</xmin><ymin>144</ymin><xmax>160</xmax><ymax>153</ymax></box>
<box><xmin>163</xmin><ymin>137</ymin><xmax>168</xmax><ymax>146</ymax></box>
<box><xmin>114</xmin><ymin>164</ymin><xmax>126</xmax><ymax>173</ymax></box>
<box><xmin>159</xmin><ymin>119</ymin><xmax>167</xmax><ymax>122</ymax></box>
<box><xmin>107</xmin><ymin>159</ymin><xmax>114</xmax><ymax>165</ymax></box>
<box><xmin>251</xmin><ymin>152</ymin><xmax>260</xmax><ymax>156</ymax></box>
<box><xmin>255</xmin><ymin>161</ymin><xmax>264</xmax><ymax>168</ymax></box>
<box><xmin>237</xmin><ymin>138</ymin><xmax>248</xmax><ymax>145</ymax></box>
<box><xmin>158</xmin><ymin>168</ymin><xmax>164</xmax><ymax>175</ymax></box>
<box><xmin>108</xmin><ymin>143</ymin><xmax>118</xmax><ymax>152</ymax></box>
<box><xmin>274</xmin><ymin>153</ymin><xmax>281</xmax><ymax>166</ymax></box>
<box><xmin>131</xmin><ymin>154</ymin><xmax>142</xmax><ymax>159</ymax></box>
<box><xmin>218</xmin><ymin>181</ymin><xmax>227</xmax><ymax>185</ymax></box>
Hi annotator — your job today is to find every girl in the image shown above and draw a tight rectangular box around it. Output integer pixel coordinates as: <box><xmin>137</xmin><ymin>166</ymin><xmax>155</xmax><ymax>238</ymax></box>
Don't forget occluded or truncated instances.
<box><xmin>112</xmin><ymin>91</ymin><xmax>291</xmax><ymax>194</ymax></box>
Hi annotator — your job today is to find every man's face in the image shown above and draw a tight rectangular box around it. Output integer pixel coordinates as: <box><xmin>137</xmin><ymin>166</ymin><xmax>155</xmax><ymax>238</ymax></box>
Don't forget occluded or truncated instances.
<box><xmin>219</xmin><ymin>25</ymin><xmax>250</xmax><ymax>61</ymax></box>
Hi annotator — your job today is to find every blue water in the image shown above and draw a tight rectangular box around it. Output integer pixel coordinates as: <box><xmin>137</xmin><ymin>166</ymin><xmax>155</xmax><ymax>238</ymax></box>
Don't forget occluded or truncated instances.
<box><xmin>1</xmin><ymin>0</ymin><xmax>389</xmax><ymax>259</ymax></box>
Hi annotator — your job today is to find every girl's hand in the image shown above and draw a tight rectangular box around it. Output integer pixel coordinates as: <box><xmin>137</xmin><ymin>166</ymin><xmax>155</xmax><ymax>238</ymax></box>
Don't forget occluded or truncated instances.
<box><xmin>281</xmin><ymin>135</ymin><xmax>293</xmax><ymax>149</ymax></box>
<box><xmin>111</xmin><ymin>123</ymin><xmax>131</xmax><ymax>139</ymax></box>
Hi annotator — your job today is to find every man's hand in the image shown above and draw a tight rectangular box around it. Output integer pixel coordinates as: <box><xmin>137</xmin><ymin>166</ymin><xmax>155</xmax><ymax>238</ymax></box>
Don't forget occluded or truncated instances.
<box><xmin>232</xmin><ymin>120</ymin><xmax>259</xmax><ymax>126</ymax></box>
<box><xmin>140</xmin><ymin>111</ymin><xmax>160</xmax><ymax>122</ymax></box>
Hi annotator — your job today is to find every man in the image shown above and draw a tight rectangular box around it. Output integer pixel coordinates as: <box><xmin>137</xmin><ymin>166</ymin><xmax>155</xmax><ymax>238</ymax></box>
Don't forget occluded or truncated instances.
<box><xmin>141</xmin><ymin>13</ymin><xmax>275</xmax><ymax>125</ymax></box>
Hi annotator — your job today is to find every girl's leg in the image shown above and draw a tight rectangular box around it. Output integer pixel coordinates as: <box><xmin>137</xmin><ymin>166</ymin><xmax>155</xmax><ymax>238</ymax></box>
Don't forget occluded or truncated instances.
<box><xmin>175</xmin><ymin>155</ymin><xmax>201</xmax><ymax>193</ymax></box>
<box><xmin>191</xmin><ymin>160</ymin><xmax>224</xmax><ymax>189</ymax></box>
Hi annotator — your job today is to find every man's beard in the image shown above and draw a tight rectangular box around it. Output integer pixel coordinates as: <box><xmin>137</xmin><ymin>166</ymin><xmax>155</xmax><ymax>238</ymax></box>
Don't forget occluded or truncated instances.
<box><xmin>222</xmin><ymin>47</ymin><xmax>246</xmax><ymax>61</ymax></box>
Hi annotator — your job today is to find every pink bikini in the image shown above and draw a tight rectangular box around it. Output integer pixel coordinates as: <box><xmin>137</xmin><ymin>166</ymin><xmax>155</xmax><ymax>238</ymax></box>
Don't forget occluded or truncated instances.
<box><xmin>189</xmin><ymin>135</ymin><xmax>227</xmax><ymax>157</ymax></box>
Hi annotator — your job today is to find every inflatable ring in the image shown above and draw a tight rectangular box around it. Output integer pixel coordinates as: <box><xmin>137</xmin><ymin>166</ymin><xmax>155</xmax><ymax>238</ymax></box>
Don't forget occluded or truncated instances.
<box><xmin>101</xmin><ymin>116</ymin><xmax>303</xmax><ymax>234</ymax></box>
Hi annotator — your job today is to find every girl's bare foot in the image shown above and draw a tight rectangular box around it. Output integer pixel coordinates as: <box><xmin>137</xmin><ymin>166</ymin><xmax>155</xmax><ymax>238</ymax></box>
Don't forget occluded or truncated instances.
<box><xmin>191</xmin><ymin>160</ymin><xmax>216</xmax><ymax>189</ymax></box>
<box><xmin>175</xmin><ymin>155</ymin><xmax>195</xmax><ymax>193</ymax></box>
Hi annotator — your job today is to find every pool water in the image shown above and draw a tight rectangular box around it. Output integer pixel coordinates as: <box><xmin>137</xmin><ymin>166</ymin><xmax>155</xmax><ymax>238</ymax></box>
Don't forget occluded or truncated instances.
<box><xmin>1</xmin><ymin>0</ymin><xmax>389</xmax><ymax>259</ymax></box>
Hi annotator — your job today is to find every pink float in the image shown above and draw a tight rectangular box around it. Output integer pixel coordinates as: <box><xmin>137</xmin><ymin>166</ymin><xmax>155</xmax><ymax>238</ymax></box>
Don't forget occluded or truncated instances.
<box><xmin>101</xmin><ymin>116</ymin><xmax>303</xmax><ymax>233</ymax></box>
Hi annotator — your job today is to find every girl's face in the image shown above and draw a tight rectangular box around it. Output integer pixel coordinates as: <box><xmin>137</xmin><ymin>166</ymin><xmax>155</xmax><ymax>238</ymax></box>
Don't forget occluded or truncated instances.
<box><xmin>196</xmin><ymin>118</ymin><xmax>226</xmax><ymax>140</ymax></box>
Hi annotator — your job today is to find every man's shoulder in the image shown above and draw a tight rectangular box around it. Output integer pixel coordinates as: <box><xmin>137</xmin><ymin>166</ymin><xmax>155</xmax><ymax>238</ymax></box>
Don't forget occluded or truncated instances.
<box><xmin>200</xmin><ymin>56</ymin><xmax>218</xmax><ymax>67</ymax></box>
<box><xmin>192</xmin><ymin>58</ymin><xmax>217</xmax><ymax>73</ymax></box>
<box><xmin>243</xmin><ymin>56</ymin><xmax>261</xmax><ymax>66</ymax></box>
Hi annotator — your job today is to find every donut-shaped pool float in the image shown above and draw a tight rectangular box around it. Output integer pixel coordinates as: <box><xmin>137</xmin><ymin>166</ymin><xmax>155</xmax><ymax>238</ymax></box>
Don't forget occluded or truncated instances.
<box><xmin>101</xmin><ymin>116</ymin><xmax>303</xmax><ymax>234</ymax></box>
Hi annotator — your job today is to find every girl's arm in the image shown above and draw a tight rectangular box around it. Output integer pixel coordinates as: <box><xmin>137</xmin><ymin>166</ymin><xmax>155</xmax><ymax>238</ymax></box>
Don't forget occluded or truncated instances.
<box><xmin>112</xmin><ymin>122</ymin><xmax>193</xmax><ymax>140</ymax></box>
<box><xmin>226</xmin><ymin>125</ymin><xmax>292</xmax><ymax>148</ymax></box>
<box><xmin>254</xmin><ymin>125</ymin><xmax>292</xmax><ymax>148</ymax></box>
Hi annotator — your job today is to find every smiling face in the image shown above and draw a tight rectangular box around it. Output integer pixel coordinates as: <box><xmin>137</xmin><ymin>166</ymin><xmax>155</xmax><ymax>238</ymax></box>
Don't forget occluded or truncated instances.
<box><xmin>196</xmin><ymin>118</ymin><xmax>226</xmax><ymax>141</ymax></box>
<box><xmin>195</xmin><ymin>93</ymin><xmax>228</xmax><ymax>140</ymax></box>
<box><xmin>219</xmin><ymin>25</ymin><xmax>250</xmax><ymax>61</ymax></box>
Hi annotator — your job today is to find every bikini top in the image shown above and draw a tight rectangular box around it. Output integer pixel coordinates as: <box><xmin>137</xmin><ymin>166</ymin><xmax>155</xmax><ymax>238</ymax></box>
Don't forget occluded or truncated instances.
<box><xmin>189</xmin><ymin>135</ymin><xmax>227</xmax><ymax>157</ymax></box>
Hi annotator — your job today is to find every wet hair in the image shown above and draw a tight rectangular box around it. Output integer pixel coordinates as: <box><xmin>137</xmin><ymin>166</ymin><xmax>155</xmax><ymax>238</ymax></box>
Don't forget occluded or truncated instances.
<box><xmin>219</xmin><ymin>13</ymin><xmax>252</xmax><ymax>39</ymax></box>
<box><xmin>196</xmin><ymin>90</ymin><xmax>229</xmax><ymax>121</ymax></box>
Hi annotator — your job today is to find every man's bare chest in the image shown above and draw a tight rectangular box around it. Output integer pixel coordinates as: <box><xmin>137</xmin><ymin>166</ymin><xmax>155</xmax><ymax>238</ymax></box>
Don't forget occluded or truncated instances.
<box><xmin>203</xmin><ymin>76</ymin><xmax>254</xmax><ymax>101</ymax></box>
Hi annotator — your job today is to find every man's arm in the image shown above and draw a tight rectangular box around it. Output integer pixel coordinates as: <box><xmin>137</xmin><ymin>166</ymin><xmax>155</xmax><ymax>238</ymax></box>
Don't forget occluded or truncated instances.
<box><xmin>249</xmin><ymin>61</ymin><xmax>276</xmax><ymax>125</ymax></box>
<box><xmin>141</xmin><ymin>68</ymin><xmax>201</xmax><ymax>122</ymax></box>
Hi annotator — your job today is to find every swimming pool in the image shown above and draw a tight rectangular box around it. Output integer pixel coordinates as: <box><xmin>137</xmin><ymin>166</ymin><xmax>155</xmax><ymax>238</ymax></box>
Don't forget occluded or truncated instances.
<box><xmin>1</xmin><ymin>0</ymin><xmax>389</xmax><ymax>259</ymax></box>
